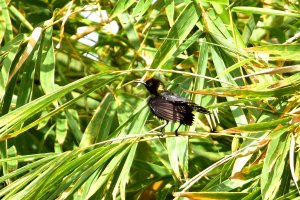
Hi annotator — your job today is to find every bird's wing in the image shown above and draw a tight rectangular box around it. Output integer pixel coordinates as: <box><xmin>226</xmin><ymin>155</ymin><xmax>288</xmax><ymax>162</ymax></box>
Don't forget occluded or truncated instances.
<box><xmin>149</xmin><ymin>97</ymin><xmax>193</xmax><ymax>124</ymax></box>
<box><xmin>160</xmin><ymin>92</ymin><xmax>190</xmax><ymax>103</ymax></box>
<box><xmin>161</xmin><ymin>92</ymin><xmax>210</xmax><ymax>114</ymax></box>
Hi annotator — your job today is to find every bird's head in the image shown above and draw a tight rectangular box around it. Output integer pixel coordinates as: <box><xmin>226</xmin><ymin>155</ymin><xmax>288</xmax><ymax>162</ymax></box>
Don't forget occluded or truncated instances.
<box><xmin>136</xmin><ymin>78</ymin><xmax>165</xmax><ymax>95</ymax></box>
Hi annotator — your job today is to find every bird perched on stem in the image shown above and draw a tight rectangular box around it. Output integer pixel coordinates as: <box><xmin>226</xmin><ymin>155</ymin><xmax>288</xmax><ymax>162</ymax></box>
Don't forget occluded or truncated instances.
<box><xmin>138</xmin><ymin>78</ymin><xmax>210</xmax><ymax>136</ymax></box>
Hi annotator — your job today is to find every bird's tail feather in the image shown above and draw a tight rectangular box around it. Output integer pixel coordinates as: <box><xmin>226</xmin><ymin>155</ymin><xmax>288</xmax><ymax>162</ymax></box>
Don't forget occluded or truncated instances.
<box><xmin>191</xmin><ymin>104</ymin><xmax>217</xmax><ymax>132</ymax></box>
<box><xmin>190</xmin><ymin>104</ymin><xmax>210</xmax><ymax>114</ymax></box>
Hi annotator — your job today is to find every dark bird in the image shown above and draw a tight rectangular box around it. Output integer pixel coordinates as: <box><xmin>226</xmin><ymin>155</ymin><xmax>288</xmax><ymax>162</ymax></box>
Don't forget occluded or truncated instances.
<box><xmin>138</xmin><ymin>78</ymin><xmax>210</xmax><ymax>136</ymax></box>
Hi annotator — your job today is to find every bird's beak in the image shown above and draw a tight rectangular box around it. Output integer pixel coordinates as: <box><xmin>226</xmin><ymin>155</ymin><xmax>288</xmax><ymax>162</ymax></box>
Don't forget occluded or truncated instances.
<box><xmin>134</xmin><ymin>80</ymin><xmax>146</xmax><ymax>86</ymax></box>
<box><xmin>120</xmin><ymin>80</ymin><xmax>144</xmax><ymax>89</ymax></box>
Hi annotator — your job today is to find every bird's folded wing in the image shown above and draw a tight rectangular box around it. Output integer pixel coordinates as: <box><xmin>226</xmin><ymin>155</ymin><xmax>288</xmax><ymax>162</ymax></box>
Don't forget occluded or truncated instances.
<box><xmin>161</xmin><ymin>92</ymin><xmax>209</xmax><ymax>114</ymax></box>
<box><xmin>149</xmin><ymin>98</ymin><xmax>191</xmax><ymax>122</ymax></box>
<box><xmin>160</xmin><ymin>92</ymin><xmax>189</xmax><ymax>103</ymax></box>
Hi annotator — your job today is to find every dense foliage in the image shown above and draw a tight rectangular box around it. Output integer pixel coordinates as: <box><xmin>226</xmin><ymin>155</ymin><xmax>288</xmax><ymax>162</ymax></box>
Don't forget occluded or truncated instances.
<box><xmin>0</xmin><ymin>0</ymin><xmax>300</xmax><ymax>199</ymax></box>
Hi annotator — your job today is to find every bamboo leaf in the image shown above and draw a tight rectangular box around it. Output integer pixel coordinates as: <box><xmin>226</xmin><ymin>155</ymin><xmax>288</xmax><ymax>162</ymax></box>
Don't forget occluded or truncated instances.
<box><xmin>150</xmin><ymin>2</ymin><xmax>201</xmax><ymax>68</ymax></box>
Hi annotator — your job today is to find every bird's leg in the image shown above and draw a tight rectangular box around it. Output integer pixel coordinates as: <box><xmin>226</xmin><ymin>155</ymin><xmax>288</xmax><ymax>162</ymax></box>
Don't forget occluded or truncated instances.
<box><xmin>159</xmin><ymin>121</ymin><xmax>168</xmax><ymax>137</ymax></box>
<box><xmin>149</xmin><ymin>121</ymin><xmax>168</xmax><ymax>137</ymax></box>
<box><xmin>174</xmin><ymin>124</ymin><xmax>182</xmax><ymax>136</ymax></box>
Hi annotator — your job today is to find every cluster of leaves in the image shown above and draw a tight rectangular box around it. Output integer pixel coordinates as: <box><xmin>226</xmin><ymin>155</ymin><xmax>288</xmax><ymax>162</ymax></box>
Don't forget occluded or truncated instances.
<box><xmin>0</xmin><ymin>0</ymin><xmax>300</xmax><ymax>199</ymax></box>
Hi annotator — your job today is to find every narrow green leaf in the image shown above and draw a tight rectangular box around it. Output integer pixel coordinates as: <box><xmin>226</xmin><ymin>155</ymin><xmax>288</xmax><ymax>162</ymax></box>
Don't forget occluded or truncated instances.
<box><xmin>0</xmin><ymin>73</ymin><xmax>120</xmax><ymax>140</ymax></box>
<box><xmin>215</xmin><ymin>59</ymin><xmax>252</xmax><ymax>78</ymax></box>
<box><xmin>245</xmin><ymin>44</ymin><xmax>300</xmax><ymax>61</ymax></box>
<box><xmin>8</xmin><ymin>27</ymin><xmax>43</xmax><ymax>85</ymax></box>
<box><xmin>232</xmin><ymin>7</ymin><xmax>300</xmax><ymax>18</ymax></box>
<box><xmin>0</xmin><ymin>159</ymin><xmax>57</xmax><ymax>199</ymax></box>
<box><xmin>164</xmin><ymin>0</ymin><xmax>174</xmax><ymax>26</ymax></box>
<box><xmin>0</xmin><ymin>34</ymin><xmax>25</xmax><ymax>102</ymax></box>
<box><xmin>0</xmin><ymin>0</ymin><xmax>13</xmax><ymax>41</ymax></box>
<box><xmin>45</xmin><ymin>143</ymin><xmax>130</xmax><ymax>199</ymax></box>
<box><xmin>7</xmin><ymin>151</ymin><xmax>78</xmax><ymax>199</ymax></box>
<box><xmin>173</xmin><ymin>30</ymin><xmax>205</xmax><ymax>57</ymax></box>
<box><xmin>195</xmin><ymin>38</ymin><xmax>209</xmax><ymax>94</ymax></box>
<box><xmin>65</xmin><ymin>109</ymin><xmax>83</xmax><ymax>144</ymax></box>
<box><xmin>113</xmin><ymin>100</ymin><xmax>149</xmax><ymax>197</ymax></box>
<box><xmin>132</xmin><ymin>0</ymin><xmax>152</xmax><ymax>18</ymax></box>
<box><xmin>80</xmin><ymin>93</ymin><xmax>117</xmax><ymax>147</ymax></box>
<box><xmin>111</xmin><ymin>0</ymin><xmax>135</xmax><ymax>18</ymax></box>
<box><xmin>56</xmin><ymin>112</ymin><xmax>67</xmax><ymax>146</ymax></box>
<box><xmin>83</xmin><ymin>144</ymin><xmax>132</xmax><ymax>199</ymax></box>
<box><xmin>193</xmin><ymin>82</ymin><xmax>300</xmax><ymax>98</ymax></box>
<box><xmin>8</xmin><ymin>5</ymin><xmax>33</xmax><ymax>31</ymax></box>
<box><xmin>175</xmin><ymin>192</ymin><xmax>248</xmax><ymax>199</ymax></box>
<box><xmin>207</xmin><ymin>178</ymin><xmax>255</xmax><ymax>192</ymax></box>
<box><xmin>0</xmin><ymin>154</ymin><xmax>58</xmax><ymax>184</ymax></box>
<box><xmin>150</xmin><ymin>2</ymin><xmax>201</xmax><ymax>68</ymax></box>
<box><xmin>242</xmin><ymin>15</ymin><xmax>260</xmax><ymax>44</ymax></box>
<box><xmin>211</xmin><ymin>47</ymin><xmax>248</xmax><ymax>129</ymax></box>
<box><xmin>119</xmin><ymin>144</ymin><xmax>138</xmax><ymax>199</ymax></box>
<box><xmin>118</xmin><ymin>12</ymin><xmax>140</xmax><ymax>50</ymax></box>
<box><xmin>40</xmin><ymin>26</ymin><xmax>55</xmax><ymax>94</ymax></box>
<box><xmin>203</xmin><ymin>0</ymin><xmax>229</xmax><ymax>5</ymax></box>
<box><xmin>0</xmin><ymin>4</ymin><xmax>6</xmax><ymax>44</ymax></box>
<box><xmin>202</xmin><ymin>7</ymin><xmax>248</xmax><ymax>58</ymax></box>
<box><xmin>166</xmin><ymin>137</ymin><xmax>188</xmax><ymax>181</ymax></box>
<box><xmin>15</xmin><ymin>37</ymin><xmax>40</xmax><ymax>108</ymax></box>
<box><xmin>222</xmin><ymin>117</ymin><xmax>292</xmax><ymax>133</ymax></box>
<box><xmin>132</xmin><ymin>160</ymin><xmax>170</xmax><ymax>177</ymax></box>
<box><xmin>261</xmin><ymin>132</ymin><xmax>291</xmax><ymax>200</ymax></box>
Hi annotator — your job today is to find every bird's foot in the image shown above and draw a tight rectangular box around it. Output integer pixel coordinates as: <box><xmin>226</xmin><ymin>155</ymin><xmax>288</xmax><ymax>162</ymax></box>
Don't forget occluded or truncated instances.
<box><xmin>174</xmin><ymin>130</ymin><xmax>179</xmax><ymax>136</ymax></box>
<box><xmin>210</xmin><ymin>128</ymin><xmax>217</xmax><ymax>133</ymax></box>
<box><xmin>158</xmin><ymin>132</ymin><xmax>164</xmax><ymax>137</ymax></box>
<box><xmin>174</xmin><ymin>124</ymin><xmax>181</xmax><ymax>136</ymax></box>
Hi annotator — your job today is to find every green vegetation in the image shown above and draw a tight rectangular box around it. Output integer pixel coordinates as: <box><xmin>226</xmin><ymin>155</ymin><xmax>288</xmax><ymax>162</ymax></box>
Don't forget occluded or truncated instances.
<box><xmin>0</xmin><ymin>0</ymin><xmax>299</xmax><ymax>199</ymax></box>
